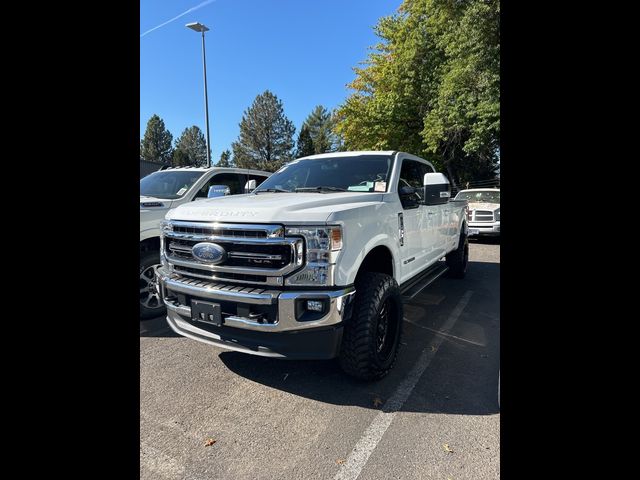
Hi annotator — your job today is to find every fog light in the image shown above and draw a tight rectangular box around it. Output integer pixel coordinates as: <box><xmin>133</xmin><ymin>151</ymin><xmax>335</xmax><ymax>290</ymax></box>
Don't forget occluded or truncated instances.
<box><xmin>306</xmin><ymin>300</ymin><xmax>324</xmax><ymax>312</ymax></box>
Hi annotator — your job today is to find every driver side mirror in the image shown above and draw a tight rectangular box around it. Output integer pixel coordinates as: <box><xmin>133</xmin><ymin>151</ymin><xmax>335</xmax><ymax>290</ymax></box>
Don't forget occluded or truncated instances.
<box><xmin>244</xmin><ymin>179</ymin><xmax>257</xmax><ymax>193</ymax></box>
<box><xmin>399</xmin><ymin>185</ymin><xmax>420</xmax><ymax>209</ymax></box>
<box><xmin>423</xmin><ymin>173</ymin><xmax>450</xmax><ymax>205</ymax></box>
<box><xmin>207</xmin><ymin>185</ymin><xmax>231</xmax><ymax>198</ymax></box>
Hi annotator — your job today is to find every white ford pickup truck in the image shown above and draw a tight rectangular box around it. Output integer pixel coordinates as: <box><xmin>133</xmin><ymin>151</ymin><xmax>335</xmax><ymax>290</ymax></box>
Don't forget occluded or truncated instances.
<box><xmin>156</xmin><ymin>151</ymin><xmax>469</xmax><ymax>379</ymax></box>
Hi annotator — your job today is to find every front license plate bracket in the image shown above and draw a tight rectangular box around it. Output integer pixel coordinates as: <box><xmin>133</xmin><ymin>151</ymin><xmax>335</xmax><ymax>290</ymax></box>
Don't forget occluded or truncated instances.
<box><xmin>191</xmin><ymin>300</ymin><xmax>222</xmax><ymax>326</ymax></box>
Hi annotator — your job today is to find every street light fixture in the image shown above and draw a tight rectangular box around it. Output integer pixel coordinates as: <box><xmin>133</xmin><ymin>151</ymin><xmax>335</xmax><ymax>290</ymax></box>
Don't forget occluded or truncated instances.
<box><xmin>186</xmin><ymin>22</ymin><xmax>211</xmax><ymax>168</ymax></box>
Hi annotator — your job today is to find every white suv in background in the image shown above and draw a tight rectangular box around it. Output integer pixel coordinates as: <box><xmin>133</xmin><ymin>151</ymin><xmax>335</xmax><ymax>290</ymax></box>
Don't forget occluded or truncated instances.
<box><xmin>454</xmin><ymin>188</ymin><xmax>500</xmax><ymax>237</ymax></box>
<box><xmin>140</xmin><ymin>166</ymin><xmax>271</xmax><ymax>319</ymax></box>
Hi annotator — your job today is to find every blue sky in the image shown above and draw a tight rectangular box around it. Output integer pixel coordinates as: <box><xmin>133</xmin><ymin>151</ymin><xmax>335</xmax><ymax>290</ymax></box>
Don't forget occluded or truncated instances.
<box><xmin>140</xmin><ymin>0</ymin><xmax>400</xmax><ymax>161</ymax></box>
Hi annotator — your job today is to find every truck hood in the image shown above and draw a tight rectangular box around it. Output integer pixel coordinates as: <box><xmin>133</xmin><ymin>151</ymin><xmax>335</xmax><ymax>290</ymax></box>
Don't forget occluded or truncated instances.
<box><xmin>165</xmin><ymin>192</ymin><xmax>385</xmax><ymax>224</ymax></box>
<box><xmin>468</xmin><ymin>202</ymin><xmax>500</xmax><ymax>211</ymax></box>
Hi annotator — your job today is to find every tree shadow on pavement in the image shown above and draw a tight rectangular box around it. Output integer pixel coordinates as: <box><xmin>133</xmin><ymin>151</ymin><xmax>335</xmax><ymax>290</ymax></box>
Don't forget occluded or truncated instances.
<box><xmin>219</xmin><ymin>261</ymin><xmax>500</xmax><ymax>415</ymax></box>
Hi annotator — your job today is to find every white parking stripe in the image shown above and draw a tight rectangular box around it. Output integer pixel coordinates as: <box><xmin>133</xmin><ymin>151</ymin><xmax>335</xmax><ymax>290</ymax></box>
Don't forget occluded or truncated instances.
<box><xmin>334</xmin><ymin>290</ymin><xmax>474</xmax><ymax>480</ymax></box>
<box><xmin>404</xmin><ymin>318</ymin><xmax>485</xmax><ymax>346</ymax></box>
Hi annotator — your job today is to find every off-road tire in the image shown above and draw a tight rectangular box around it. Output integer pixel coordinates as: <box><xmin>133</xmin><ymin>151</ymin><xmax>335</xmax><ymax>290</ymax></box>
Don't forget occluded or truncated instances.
<box><xmin>446</xmin><ymin>230</ymin><xmax>469</xmax><ymax>279</ymax></box>
<box><xmin>339</xmin><ymin>272</ymin><xmax>403</xmax><ymax>380</ymax></box>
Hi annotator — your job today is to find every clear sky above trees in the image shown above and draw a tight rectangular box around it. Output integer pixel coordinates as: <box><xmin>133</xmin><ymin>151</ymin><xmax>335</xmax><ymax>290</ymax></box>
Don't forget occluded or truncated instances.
<box><xmin>141</xmin><ymin>0</ymin><xmax>500</xmax><ymax>183</ymax></box>
<box><xmin>140</xmin><ymin>0</ymin><xmax>399</xmax><ymax>161</ymax></box>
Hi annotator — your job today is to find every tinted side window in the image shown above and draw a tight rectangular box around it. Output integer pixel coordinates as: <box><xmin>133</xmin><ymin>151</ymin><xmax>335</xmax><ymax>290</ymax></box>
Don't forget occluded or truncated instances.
<box><xmin>399</xmin><ymin>160</ymin><xmax>426</xmax><ymax>202</ymax></box>
<box><xmin>249</xmin><ymin>174</ymin><xmax>267</xmax><ymax>188</ymax></box>
<box><xmin>194</xmin><ymin>173</ymin><xmax>247</xmax><ymax>198</ymax></box>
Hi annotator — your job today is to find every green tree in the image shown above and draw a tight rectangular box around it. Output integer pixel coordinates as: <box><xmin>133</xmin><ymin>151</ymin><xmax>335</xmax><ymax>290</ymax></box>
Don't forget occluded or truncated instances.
<box><xmin>231</xmin><ymin>90</ymin><xmax>295</xmax><ymax>171</ymax></box>
<box><xmin>215</xmin><ymin>149</ymin><xmax>233</xmax><ymax>167</ymax></box>
<box><xmin>422</xmin><ymin>0</ymin><xmax>500</xmax><ymax>184</ymax></box>
<box><xmin>335</xmin><ymin>0</ymin><xmax>500</xmax><ymax>185</ymax></box>
<box><xmin>173</xmin><ymin>126</ymin><xmax>208</xmax><ymax>167</ymax></box>
<box><xmin>172</xmin><ymin>149</ymin><xmax>189</xmax><ymax>167</ymax></box>
<box><xmin>302</xmin><ymin>105</ymin><xmax>337</xmax><ymax>154</ymax></box>
<box><xmin>295</xmin><ymin>125</ymin><xmax>315</xmax><ymax>158</ymax></box>
<box><xmin>140</xmin><ymin>114</ymin><xmax>173</xmax><ymax>164</ymax></box>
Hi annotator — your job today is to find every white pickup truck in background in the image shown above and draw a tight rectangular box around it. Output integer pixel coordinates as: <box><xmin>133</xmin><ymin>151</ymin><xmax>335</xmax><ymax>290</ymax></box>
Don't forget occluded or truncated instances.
<box><xmin>454</xmin><ymin>188</ymin><xmax>500</xmax><ymax>237</ymax></box>
<box><xmin>155</xmin><ymin>151</ymin><xmax>469</xmax><ymax>379</ymax></box>
<box><xmin>140</xmin><ymin>166</ymin><xmax>270</xmax><ymax>318</ymax></box>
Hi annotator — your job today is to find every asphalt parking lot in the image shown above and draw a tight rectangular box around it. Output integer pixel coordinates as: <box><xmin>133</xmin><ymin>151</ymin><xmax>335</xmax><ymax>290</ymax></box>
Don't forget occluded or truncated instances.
<box><xmin>140</xmin><ymin>239</ymin><xmax>500</xmax><ymax>479</ymax></box>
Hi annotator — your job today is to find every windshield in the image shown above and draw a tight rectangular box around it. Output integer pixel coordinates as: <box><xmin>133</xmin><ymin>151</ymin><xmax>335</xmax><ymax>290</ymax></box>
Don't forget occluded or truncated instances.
<box><xmin>140</xmin><ymin>170</ymin><xmax>206</xmax><ymax>199</ymax></box>
<box><xmin>455</xmin><ymin>190</ymin><xmax>500</xmax><ymax>203</ymax></box>
<box><xmin>255</xmin><ymin>155</ymin><xmax>394</xmax><ymax>193</ymax></box>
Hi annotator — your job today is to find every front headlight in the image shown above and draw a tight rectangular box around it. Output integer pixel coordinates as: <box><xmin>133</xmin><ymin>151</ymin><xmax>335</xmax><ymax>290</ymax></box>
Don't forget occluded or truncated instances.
<box><xmin>285</xmin><ymin>226</ymin><xmax>342</xmax><ymax>286</ymax></box>
<box><xmin>494</xmin><ymin>208</ymin><xmax>500</xmax><ymax>221</ymax></box>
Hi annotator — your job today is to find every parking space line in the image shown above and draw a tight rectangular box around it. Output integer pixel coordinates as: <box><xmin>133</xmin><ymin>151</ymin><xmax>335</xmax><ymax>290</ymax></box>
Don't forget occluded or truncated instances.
<box><xmin>334</xmin><ymin>290</ymin><xmax>474</xmax><ymax>480</ymax></box>
<box><xmin>403</xmin><ymin>318</ymin><xmax>485</xmax><ymax>347</ymax></box>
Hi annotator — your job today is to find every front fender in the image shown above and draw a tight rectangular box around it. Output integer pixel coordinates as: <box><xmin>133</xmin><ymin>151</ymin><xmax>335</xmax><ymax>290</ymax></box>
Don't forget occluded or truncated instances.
<box><xmin>340</xmin><ymin>237</ymin><xmax>399</xmax><ymax>286</ymax></box>
<box><xmin>330</xmin><ymin>202</ymin><xmax>400</xmax><ymax>286</ymax></box>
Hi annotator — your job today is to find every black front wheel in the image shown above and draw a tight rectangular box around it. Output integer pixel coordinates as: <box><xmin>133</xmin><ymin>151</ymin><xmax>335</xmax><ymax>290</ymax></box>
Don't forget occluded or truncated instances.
<box><xmin>339</xmin><ymin>272</ymin><xmax>403</xmax><ymax>380</ymax></box>
<box><xmin>140</xmin><ymin>251</ymin><xmax>166</xmax><ymax>319</ymax></box>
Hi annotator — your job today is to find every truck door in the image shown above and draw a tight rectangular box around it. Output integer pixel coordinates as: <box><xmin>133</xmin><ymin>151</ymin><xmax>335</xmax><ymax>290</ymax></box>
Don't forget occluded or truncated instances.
<box><xmin>397</xmin><ymin>159</ymin><xmax>437</xmax><ymax>282</ymax></box>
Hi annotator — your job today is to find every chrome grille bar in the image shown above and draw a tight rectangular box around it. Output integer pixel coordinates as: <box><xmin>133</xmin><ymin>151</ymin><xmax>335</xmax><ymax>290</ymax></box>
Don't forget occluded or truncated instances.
<box><xmin>170</xmin><ymin>221</ymin><xmax>284</xmax><ymax>238</ymax></box>
<box><xmin>165</xmin><ymin>231</ymin><xmax>292</xmax><ymax>244</ymax></box>
<box><xmin>168</xmin><ymin>254</ymin><xmax>296</xmax><ymax>276</ymax></box>
<box><xmin>227</xmin><ymin>252</ymin><xmax>283</xmax><ymax>260</ymax></box>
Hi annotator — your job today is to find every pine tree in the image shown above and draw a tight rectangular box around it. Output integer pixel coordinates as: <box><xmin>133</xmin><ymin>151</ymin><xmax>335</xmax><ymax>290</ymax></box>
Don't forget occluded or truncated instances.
<box><xmin>302</xmin><ymin>105</ymin><xmax>337</xmax><ymax>154</ymax></box>
<box><xmin>173</xmin><ymin>126</ymin><xmax>208</xmax><ymax>167</ymax></box>
<box><xmin>216</xmin><ymin>149</ymin><xmax>233</xmax><ymax>167</ymax></box>
<box><xmin>295</xmin><ymin>125</ymin><xmax>315</xmax><ymax>158</ymax></box>
<box><xmin>140</xmin><ymin>114</ymin><xmax>173</xmax><ymax>164</ymax></box>
<box><xmin>231</xmin><ymin>90</ymin><xmax>295</xmax><ymax>171</ymax></box>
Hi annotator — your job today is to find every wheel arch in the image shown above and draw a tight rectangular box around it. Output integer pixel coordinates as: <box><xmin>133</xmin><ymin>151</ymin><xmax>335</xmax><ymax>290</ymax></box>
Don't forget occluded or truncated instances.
<box><xmin>354</xmin><ymin>244</ymin><xmax>396</xmax><ymax>283</ymax></box>
<box><xmin>140</xmin><ymin>236</ymin><xmax>160</xmax><ymax>254</ymax></box>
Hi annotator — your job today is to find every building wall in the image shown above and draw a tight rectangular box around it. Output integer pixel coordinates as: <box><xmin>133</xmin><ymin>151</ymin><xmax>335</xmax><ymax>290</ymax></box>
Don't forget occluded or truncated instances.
<box><xmin>140</xmin><ymin>160</ymin><xmax>168</xmax><ymax>179</ymax></box>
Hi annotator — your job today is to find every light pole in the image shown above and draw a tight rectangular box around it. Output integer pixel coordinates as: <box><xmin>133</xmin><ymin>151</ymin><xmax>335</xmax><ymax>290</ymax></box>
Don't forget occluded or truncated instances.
<box><xmin>186</xmin><ymin>22</ymin><xmax>211</xmax><ymax>168</ymax></box>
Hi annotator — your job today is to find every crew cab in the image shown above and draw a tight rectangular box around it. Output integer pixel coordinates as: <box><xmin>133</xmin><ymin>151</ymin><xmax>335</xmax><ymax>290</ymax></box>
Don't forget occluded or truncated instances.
<box><xmin>155</xmin><ymin>151</ymin><xmax>469</xmax><ymax>379</ymax></box>
<box><xmin>140</xmin><ymin>166</ymin><xmax>270</xmax><ymax>318</ymax></box>
<box><xmin>454</xmin><ymin>188</ymin><xmax>500</xmax><ymax>237</ymax></box>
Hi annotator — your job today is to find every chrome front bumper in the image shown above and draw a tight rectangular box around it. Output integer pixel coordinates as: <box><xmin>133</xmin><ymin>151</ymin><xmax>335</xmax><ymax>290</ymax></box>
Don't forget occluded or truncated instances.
<box><xmin>468</xmin><ymin>222</ymin><xmax>500</xmax><ymax>236</ymax></box>
<box><xmin>156</xmin><ymin>267</ymin><xmax>355</xmax><ymax>358</ymax></box>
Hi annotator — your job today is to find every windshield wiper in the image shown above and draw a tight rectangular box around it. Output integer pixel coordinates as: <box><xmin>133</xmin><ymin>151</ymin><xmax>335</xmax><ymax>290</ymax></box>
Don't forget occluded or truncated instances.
<box><xmin>295</xmin><ymin>186</ymin><xmax>348</xmax><ymax>193</ymax></box>
<box><xmin>253</xmin><ymin>187</ymin><xmax>290</xmax><ymax>194</ymax></box>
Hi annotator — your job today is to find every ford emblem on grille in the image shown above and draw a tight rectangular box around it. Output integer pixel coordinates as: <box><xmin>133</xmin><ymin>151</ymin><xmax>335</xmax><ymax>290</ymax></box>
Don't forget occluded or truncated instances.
<box><xmin>192</xmin><ymin>242</ymin><xmax>227</xmax><ymax>264</ymax></box>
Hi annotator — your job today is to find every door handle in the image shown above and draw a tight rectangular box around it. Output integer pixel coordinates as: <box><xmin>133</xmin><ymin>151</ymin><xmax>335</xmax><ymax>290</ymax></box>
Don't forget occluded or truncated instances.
<box><xmin>427</xmin><ymin>211</ymin><xmax>435</xmax><ymax>216</ymax></box>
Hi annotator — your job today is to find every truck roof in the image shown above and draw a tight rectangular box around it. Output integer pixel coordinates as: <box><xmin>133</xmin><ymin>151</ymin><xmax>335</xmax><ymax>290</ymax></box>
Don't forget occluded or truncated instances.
<box><xmin>298</xmin><ymin>150</ymin><xmax>397</xmax><ymax>160</ymax></box>
<box><xmin>157</xmin><ymin>166</ymin><xmax>271</xmax><ymax>175</ymax></box>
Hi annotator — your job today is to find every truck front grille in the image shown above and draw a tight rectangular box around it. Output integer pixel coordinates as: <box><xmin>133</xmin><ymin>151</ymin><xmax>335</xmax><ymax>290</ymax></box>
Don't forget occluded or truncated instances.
<box><xmin>163</xmin><ymin>221</ymin><xmax>304</xmax><ymax>286</ymax></box>
<box><xmin>469</xmin><ymin>210</ymin><xmax>494</xmax><ymax>222</ymax></box>
<box><xmin>167</xmin><ymin>239</ymin><xmax>291</xmax><ymax>269</ymax></box>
